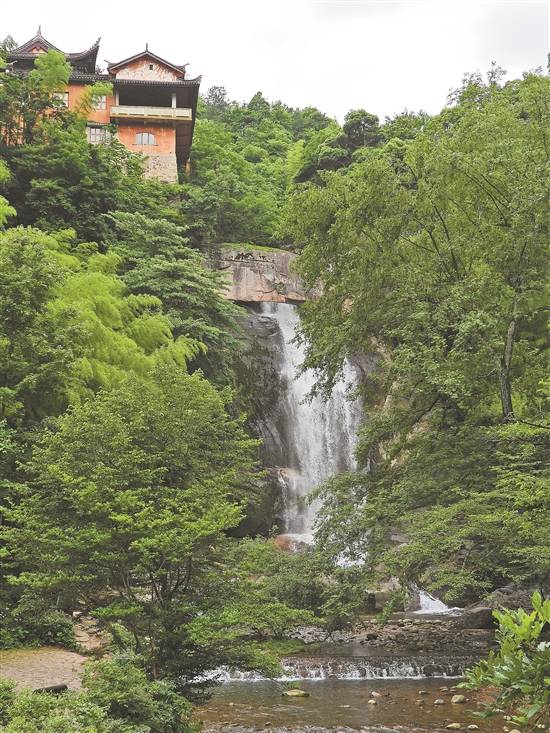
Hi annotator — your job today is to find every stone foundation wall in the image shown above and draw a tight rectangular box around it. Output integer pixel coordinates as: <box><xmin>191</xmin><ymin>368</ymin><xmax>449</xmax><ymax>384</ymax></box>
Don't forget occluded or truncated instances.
<box><xmin>143</xmin><ymin>153</ymin><xmax>178</xmax><ymax>182</ymax></box>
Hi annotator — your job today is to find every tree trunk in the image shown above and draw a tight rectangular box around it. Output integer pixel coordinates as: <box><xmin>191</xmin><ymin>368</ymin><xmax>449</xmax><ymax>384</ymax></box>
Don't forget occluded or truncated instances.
<box><xmin>499</xmin><ymin>313</ymin><xmax>517</xmax><ymax>421</ymax></box>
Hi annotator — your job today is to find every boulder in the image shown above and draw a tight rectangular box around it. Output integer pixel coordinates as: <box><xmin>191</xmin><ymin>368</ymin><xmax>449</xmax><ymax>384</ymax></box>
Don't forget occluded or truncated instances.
<box><xmin>455</xmin><ymin>605</ymin><xmax>495</xmax><ymax>629</ymax></box>
<box><xmin>485</xmin><ymin>583</ymin><xmax>550</xmax><ymax>611</ymax></box>
<box><xmin>451</xmin><ymin>694</ymin><xmax>466</xmax><ymax>704</ymax></box>
<box><xmin>446</xmin><ymin>725</ymin><xmax>462</xmax><ymax>730</ymax></box>
<box><xmin>282</xmin><ymin>689</ymin><xmax>309</xmax><ymax>698</ymax></box>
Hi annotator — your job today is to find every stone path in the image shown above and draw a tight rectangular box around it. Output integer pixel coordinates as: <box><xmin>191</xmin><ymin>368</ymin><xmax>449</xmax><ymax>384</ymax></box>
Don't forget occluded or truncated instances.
<box><xmin>0</xmin><ymin>646</ymin><xmax>87</xmax><ymax>690</ymax></box>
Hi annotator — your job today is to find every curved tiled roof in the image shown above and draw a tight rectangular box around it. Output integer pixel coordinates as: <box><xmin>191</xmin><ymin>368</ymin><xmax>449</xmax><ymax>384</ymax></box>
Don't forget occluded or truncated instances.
<box><xmin>8</xmin><ymin>30</ymin><xmax>100</xmax><ymax>73</ymax></box>
<box><xmin>68</xmin><ymin>72</ymin><xmax>201</xmax><ymax>87</ymax></box>
<box><xmin>10</xmin><ymin>29</ymin><xmax>63</xmax><ymax>55</ymax></box>
<box><xmin>113</xmin><ymin>76</ymin><xmax>202</xmax><ymax>87</ymax></box>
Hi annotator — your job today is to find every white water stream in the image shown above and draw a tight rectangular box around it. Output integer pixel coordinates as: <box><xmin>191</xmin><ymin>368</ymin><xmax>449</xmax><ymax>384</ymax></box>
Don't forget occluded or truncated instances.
<box><xmin>260</xmin><ymin>303</ymin><xmax>362</xmax><ymax>539</ymax></box>
<box><xmin>414</xmin><ymin>589</ymin><xmax>462</xmax><ymax>616</ymax></box>
<box><xmin>259</xmin><ymin>302</ymin><xmax>460</xmax><ymax>618</ymax></box>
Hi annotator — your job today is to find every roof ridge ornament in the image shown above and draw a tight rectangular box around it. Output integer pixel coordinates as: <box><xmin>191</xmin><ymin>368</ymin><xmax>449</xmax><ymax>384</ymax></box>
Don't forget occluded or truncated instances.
<box><xmin>37</xmin><ymin>25</ymin><xmax>42</xmax><ymax>36</ymax></box>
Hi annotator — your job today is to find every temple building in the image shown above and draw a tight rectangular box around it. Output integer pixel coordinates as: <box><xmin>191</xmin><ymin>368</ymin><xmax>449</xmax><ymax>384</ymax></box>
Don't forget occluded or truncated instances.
<box><xmin>6</xmin><ymin>29</ymin><xmax>201</xmax><ymax>181</ymax></box>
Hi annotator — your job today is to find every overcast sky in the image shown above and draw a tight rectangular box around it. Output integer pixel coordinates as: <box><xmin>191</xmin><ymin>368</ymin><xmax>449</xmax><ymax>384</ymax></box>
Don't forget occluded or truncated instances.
<box><xmin>3</xmin><ymin>0</ymin><xmax>549</xmax><ymax>121</ymax></box>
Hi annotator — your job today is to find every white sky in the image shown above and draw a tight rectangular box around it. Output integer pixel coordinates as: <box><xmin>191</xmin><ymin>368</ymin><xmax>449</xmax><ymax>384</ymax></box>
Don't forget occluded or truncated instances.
<box><xmin>3</xmin><ymin>0</ymin><xmax>549</xmax><ymax>121</ymax></box>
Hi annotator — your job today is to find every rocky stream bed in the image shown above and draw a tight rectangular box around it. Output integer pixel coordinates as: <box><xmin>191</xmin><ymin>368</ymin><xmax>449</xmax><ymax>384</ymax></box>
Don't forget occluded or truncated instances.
<box><xmin>0</xmin><ymin>614</ymin><xmax>511</xmax><ymax>733</ymax></box>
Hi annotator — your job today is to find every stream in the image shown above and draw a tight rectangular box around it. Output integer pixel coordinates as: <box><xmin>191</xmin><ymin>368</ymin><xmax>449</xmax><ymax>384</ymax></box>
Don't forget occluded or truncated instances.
<box><xmin>200</xmin><ymin>303</ymin><xmax>498</xmax><ymax>732</ymax></box>
<box><xmin>199</xmin><ymin>677</ymin><xmax>501</xmax><ymax>731</ymax></box>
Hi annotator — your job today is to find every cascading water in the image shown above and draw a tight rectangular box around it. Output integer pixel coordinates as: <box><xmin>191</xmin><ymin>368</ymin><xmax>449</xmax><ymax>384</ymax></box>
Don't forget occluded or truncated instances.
<box><xmin>260</xmin><ymin>302</ymin><xmax>362</xmax><ymax>539</ymax></box>
<box><xmin>413</xmin><ymin>589</ymin><xmax>462</xmax><ymax>616</ymax></box>
<box><xmin>208</xmin><ymin>655</ymin><xmax>471</xmax><ymax>681</ymax></box>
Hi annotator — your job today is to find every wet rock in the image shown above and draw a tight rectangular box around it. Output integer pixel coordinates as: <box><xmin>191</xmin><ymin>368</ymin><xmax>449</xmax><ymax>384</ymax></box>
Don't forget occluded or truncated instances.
<box><xmin>456</xmin><ymin>606</ymin><xmax>495</xmax><ymax>630</ymax></box>
<box><xmin>466</xmin><ymin>726</ymin><xmax>479</xmax><ymax>731</ymax></box>
<box><xmin>446</xmin><ymin>725</ymin><xmax>462</xmax><ymax>730</ymax></box>
<box><xmin>417</xmin><ymin>690</ymin><xmax>428</xmax><ymax>695</ymax></box>
<box><xmin>451</xmin><ymin>694</ymin><xmax>466</xmax><ymax>704</ymax></box>
<box><xmin>367</xmin><ymin>699</ymin><xmax>377</xmax><ymax>705</ymax></box>
<box><xmin>35</xmin><ymin>684</ymin><xmax>68</xmax><ymax>694</ymax></box>
<box><xmin>282</xmin><ymin>689</ymin><xmax>309</xmax><ymax>698</ymax></box>
<box><xmin>370</xmin><ymin>691</ymin><xmax>382</xmax><ymax>698</ymax></box>
<box><xmin>485</xmin><ymin>582</ymin><xmax>550</xmax><ymax>611</ymax></box>
<box><xmin>434</xmin><ymin>699</ymin><xmax>445</xmax><ymax>705</ymax></box>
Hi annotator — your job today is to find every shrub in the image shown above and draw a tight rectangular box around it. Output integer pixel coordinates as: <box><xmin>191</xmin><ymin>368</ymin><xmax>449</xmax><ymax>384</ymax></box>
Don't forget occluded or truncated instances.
<box><xmin>463</xmin><ymin>592</ymin><xmax>550</xmax><ymax>728</ymax></box>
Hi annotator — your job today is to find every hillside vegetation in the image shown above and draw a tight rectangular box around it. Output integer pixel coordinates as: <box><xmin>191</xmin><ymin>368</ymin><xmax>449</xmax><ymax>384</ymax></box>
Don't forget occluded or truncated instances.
<box><xmin>0</xmin><ymin>42</ymin><xmax>549</xmax><ymax>729</ymax></box>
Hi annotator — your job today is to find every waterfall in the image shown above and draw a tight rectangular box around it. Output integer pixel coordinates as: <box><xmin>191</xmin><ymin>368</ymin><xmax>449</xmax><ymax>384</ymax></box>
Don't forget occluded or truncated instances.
<box><xmin>413</xmin><ymin>589</ymin><xmax>462</xmax><ymax>616</ymax></box>
<box><xmin>200</xmin><ymin>655</ymin><xmax>473</xmax><ymax>682</ymax></box>
<box><xmin>259</xmin><ymin>302</ymin><xmax>362</xmax><ymax>539</ymax></box>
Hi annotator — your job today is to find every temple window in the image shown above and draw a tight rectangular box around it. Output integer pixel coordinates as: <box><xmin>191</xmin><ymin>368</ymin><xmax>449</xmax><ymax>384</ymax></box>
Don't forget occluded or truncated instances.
<box><xmin>135</xmin><ymin>131</ymin><xmax>156</xmax><ymax>145</ymax></box>
<box><xmin>87</xmin><ymin>126</ymin><xmax>107</xmax><ymax>144</ymax></box>
<box><xmin>93</xmin><ymin>95</ymin><xmax>107</xmax><ymax>110</ymax></box>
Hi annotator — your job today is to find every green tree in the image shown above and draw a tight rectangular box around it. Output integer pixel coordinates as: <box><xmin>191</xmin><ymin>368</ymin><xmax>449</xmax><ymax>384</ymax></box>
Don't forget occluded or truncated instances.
<box><xmin>0</xmin><ymin>656</ymin><xmax>194</xmax><ymax>732</ymax></box>
<box><xmin>104</xmin><ymin>211</ymin><xmax>242</xmax><ymax>383</ymax></box>
<box><xmin>0</xmin><ymin>226</ymin><xmax>200</xmax><ymax>426</ymax></box>
<box><xmin>342</xmin><ymin>109</ymin><xmax>381</xmax><ymax>149</ymax></box>
<box><xmin>0</xmin><ymin>50</ymin><xmax>71</xmax><ymax>146</ymax></box>
<box><xmin>0</xmin><ymin>162</ymin><xmax>16</xmax><ymax>227</ymax></box>
<box><xmin>0</xmin><ymin>227</ymin><xmax>82</xmax><ymax>425</ymax></box>
<box><xmin>2</xmin><ymin>122</ymin><xmax>148</xmax><ymax>241</ymax></box>
<box><xmin>3</xmin><ymin>366</ymin><xmax>308</xmax><ymax>686</ymax></box>
<box><xmin>283</xmin><ymin>70</ymin><xmax>550</xmax><ymax>601</ymax></box>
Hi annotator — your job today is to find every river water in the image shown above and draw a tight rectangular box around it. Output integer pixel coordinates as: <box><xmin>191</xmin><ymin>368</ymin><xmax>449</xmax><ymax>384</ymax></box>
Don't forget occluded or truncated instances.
<box><xmin>200</xmin><ymin>677</ymin><xmax>501</xmax><ymax>731</ymax></box>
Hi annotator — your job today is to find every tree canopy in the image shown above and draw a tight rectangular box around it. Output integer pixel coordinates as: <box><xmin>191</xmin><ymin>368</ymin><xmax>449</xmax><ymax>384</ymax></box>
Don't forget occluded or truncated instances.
<box><xmin>283</xmin><ymin>70</ymin><xmax>550</xmax><ymax>603</ymax></box>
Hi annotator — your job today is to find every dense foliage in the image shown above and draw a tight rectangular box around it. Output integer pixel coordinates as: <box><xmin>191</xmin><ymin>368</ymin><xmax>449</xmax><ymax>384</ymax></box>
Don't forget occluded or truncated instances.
<box><xmin>284</xmin><ymin>69</ymin><xmax>550</xmax><ymax>604</ymax></box>
<box><xmin>0</xmin><ymin>657</ymin><xmax>194</xmax><ymax>732</ymax></box>
<box><xmin>464</xmin><ymin>592</ymin><xmax>550</xmax><ymax>726</ymax></box>
<box><xmin>0</xmin><ymin>48</ymin><xmax>315</xmax><ymax>710</ymax></box>
<box><xmin>0</xmin><ymin>38</ymin><xmax>549</xmax><ymax>731</ymax></box>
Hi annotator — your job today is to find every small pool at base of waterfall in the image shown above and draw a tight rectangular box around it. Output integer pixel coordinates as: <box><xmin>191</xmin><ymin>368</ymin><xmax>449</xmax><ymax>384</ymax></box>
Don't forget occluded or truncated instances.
<box><xmin>199</xmin><ymin>678</ymin><xmax>503</xmax><ymax>731</ymax></box>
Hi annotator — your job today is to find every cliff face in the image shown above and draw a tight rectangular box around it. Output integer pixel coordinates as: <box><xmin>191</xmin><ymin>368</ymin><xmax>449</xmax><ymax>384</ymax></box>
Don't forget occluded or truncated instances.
<box><xmin>210</xmin><ymin>245</ymin><xmax>315</xmax><ymax>303</ymax></box>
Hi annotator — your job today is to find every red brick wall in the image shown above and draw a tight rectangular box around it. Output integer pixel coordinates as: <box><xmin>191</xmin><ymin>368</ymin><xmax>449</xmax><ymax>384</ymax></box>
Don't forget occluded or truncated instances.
<box><xmin>117</xmin><ymin>124</ymin><xmax>176</xmax><ymax>155</ymax></box>
<box><xmin>67</xmin><ymin>84</ymin><xmax>115</xmax><ymax>124</ymax></box>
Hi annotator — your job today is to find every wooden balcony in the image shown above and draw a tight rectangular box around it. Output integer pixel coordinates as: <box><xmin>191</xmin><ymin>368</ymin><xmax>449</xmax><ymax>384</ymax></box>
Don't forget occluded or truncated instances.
<box><xmin>110</xmin><ymin>105</ymin><xmax>192</xmax><ymax>122</ymax></box>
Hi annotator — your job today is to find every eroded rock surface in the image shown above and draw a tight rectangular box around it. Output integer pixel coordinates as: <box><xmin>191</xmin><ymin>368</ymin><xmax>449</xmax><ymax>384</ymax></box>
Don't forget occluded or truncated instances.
<box><xmin>210</xmin><ymin>246</ymin><xmax>317</xmax><ymax>303</ymax></box>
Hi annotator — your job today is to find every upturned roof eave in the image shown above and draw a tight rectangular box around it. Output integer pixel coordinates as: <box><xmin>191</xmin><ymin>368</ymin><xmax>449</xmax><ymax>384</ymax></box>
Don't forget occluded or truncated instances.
<box><xmin>9</xmin><ymin>33</ymin><xmax>100</xmax><ymax>63</ymax></box>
